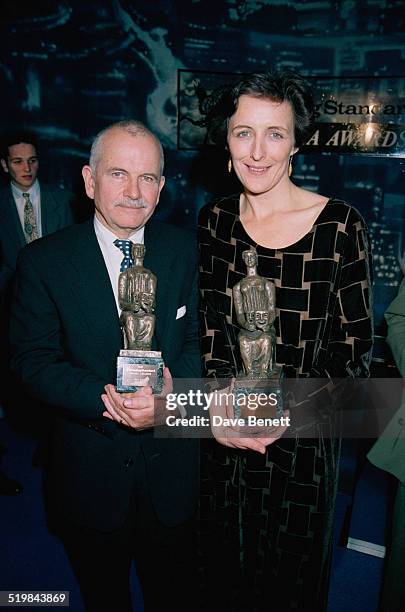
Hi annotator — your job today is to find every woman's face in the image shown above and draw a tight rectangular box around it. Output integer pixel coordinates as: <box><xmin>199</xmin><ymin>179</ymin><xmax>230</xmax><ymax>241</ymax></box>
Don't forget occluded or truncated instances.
<box><xmin>227</xmin><ymin>94</ymin><xmax>298</xmax><ymax>195</ymax></box>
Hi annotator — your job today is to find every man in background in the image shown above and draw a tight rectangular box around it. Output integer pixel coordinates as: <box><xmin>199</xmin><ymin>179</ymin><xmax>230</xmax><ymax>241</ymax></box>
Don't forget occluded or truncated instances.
<box><xmin>0</xmin><ymin>131</ymin><xmax>74</xmax><ymax>295</ymax></box>
<box><xmin>0</xmin><ymin>131</ymin><xmax>75</xmax><ymax>492</ymax></box>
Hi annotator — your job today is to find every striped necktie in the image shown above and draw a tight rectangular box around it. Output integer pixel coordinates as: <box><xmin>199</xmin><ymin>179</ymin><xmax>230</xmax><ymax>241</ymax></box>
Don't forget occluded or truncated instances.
<box><xmin>114</xmin><ymin>239</ymin><xmax>134</xmax><ymax>272</ymax></box>
<box><xmin>22</xmin><ymin>192</ymin><xmax>39</xmax><ymax>243</ymax></box>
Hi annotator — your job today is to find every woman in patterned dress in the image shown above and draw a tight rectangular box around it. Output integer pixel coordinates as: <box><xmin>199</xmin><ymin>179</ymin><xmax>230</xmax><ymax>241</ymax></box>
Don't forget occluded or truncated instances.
<box><xmin>198</xmin><ymin>70</ymin><xmax>373</xmax><ymax>611</ymax></box>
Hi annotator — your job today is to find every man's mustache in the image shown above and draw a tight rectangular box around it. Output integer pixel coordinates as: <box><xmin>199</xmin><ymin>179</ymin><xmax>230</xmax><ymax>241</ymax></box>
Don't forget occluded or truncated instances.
<box><xmin>115</xmin><ymin>198</ymin><xmax>147</xmax><ymax>209</ymax></box>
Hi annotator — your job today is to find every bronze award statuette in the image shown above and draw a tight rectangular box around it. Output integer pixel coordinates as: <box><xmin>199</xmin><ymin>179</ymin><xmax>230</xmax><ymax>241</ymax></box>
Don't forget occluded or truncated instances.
<box><xmin>232</xmin><ymin>248</ymin><xmax>284</xmax><ymax>421</ymax></box>
<box><xmin>116</xmin><ymin>243</ymin><xmax>164</xmax><ymax>394</ymax></box>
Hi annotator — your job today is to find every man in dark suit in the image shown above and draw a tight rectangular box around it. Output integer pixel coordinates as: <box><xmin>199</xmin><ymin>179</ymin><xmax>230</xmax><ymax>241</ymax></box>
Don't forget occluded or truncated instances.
<box><xmin>0</xmin><ymin>131</ymin><xmax>74</xmax><ymax>492</ymax></box>
<box><xmin>10</xmin><ymin>120</ymin><xmax>201</xmax><ymax>611</ymax></box>
<box><xmin>0</xmin><ymin>131</ymin><xmax>74</xmax><ymax>296</ymax></box>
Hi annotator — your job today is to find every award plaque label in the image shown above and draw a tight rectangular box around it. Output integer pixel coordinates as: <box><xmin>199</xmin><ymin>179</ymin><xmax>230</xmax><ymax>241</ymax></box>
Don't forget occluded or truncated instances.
<box><xmin>116</xmin><ymin>243</ymin><xmax>164</xmax><ymax>395</ymax></box>
<box><xmin>117</xmin><ymin>350</ymin><xmax>164</xmax><ymax>394</ymax></box>
<box><xmin>233</xmin><ymin>366</ymin><xmax>284</xmax><ymax>420</ymax></box>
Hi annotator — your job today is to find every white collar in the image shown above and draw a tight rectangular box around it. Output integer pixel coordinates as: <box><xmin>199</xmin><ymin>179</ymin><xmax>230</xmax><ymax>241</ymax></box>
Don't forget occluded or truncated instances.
<box><xmin>93</xmin><ymin>215</ymin><xmax>145</xmax><ymax>247</ymax></box>
<box><xmin>11</xmin><ymin>178</ymin><xmax>40</xmax><ymax>199</ymax></box>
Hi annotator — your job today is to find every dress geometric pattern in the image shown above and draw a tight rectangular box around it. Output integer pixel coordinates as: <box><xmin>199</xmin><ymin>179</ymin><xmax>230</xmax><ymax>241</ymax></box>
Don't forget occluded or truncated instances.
<box><xmin>198</xmin><ymin>196</ymin><xmax>373</xmax><ymax>611</ymax></box>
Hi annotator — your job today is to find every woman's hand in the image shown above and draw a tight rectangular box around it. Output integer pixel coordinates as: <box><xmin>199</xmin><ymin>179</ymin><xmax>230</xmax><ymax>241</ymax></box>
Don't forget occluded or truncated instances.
<box><xmin>208</xmin><ymin>382</ymin><xmax>290</xmax><ymax>454</ymax></box>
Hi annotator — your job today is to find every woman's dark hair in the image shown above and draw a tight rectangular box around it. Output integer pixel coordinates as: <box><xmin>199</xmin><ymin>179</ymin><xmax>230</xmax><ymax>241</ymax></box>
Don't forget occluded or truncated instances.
<box><xmin>201</xmin><ymin>70</ymin><xmax>314</xmax><ymax>148</ymax></box>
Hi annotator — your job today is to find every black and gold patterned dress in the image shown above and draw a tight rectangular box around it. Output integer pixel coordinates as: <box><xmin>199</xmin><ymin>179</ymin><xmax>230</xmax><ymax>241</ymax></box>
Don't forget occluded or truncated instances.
<box><xmin>198</xmin><ymin>195</ymin><xmax>373</xmax><ymax>611</ymax></box>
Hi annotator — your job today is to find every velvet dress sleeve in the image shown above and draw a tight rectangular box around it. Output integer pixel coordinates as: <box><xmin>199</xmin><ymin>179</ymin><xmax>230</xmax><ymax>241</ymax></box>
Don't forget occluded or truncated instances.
<box><xmin>291</xmin><ymin>206</ymin><xmax>374</xmax><ymax>421</ymax></box>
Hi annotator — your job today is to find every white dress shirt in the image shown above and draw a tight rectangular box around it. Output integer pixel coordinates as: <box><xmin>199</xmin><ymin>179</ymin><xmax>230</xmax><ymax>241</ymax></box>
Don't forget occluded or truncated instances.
<box><xmin>11</xmin><ymin>179</ymin><xmax>42</xmax><ymax>238</ymax></box>
<box><xmin>93</xmin><ymin>215</ymin><xmax>144</xmax><ymax>313</ymax></box>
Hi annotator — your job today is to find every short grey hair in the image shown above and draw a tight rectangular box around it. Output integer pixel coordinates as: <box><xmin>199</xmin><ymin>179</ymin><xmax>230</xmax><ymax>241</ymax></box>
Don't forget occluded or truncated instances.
<box><xmin>89</xmin><ymin>120</ymin><xmax>164</xmax><ymax>175</ymax></box>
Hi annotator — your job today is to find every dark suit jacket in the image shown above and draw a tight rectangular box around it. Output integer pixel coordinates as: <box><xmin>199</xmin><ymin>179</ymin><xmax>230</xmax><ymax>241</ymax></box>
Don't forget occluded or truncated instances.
<box><xmin>10</xmin><ymin>218</ymin><xmax>201</xmax><ymax>531</ymax></box>
<box><xmin>0</xmin><ymin>182</ymin><xmax>74</xmax><ymax>295</ymax></box>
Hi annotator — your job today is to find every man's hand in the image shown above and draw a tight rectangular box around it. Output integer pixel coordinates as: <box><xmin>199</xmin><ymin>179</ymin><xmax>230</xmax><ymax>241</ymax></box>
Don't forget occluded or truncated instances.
<box><xmin>101</xmin><ymin>367</ymin><xmax>173</xmax><ymax>430</ymax></box>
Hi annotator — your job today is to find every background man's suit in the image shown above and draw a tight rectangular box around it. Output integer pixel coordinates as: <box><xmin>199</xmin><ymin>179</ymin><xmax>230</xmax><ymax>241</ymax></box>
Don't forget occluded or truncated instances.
<box><xmin>0</xmin><ymin>182</ymin><xmax>74</xmax><ymax>433</ymax></box>
<box><xmin>10</xmin><ymin>217</ymin><xmax>200</xmax><ymax>530</ymax></box>
<box><xmin>368</xmin><ymin>278</ymin><xmax>405</xmax><ymax>612</ymax></box>
<box><xmin>0</xmin><ymin>182</ymin><xmax>74</xmax><ymax>295</ymax></box>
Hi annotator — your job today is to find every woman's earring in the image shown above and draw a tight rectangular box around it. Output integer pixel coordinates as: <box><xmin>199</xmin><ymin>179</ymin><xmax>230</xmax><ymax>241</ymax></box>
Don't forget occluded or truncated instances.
<box><xmin>228</xmin><ymin>158</ymin><xmax>232</xmax><ymax>174</ymax></box>
<box><xmin>288</xmin><ymin>156</ymin><xmax>293</xmax><ymax>177</ymax></box>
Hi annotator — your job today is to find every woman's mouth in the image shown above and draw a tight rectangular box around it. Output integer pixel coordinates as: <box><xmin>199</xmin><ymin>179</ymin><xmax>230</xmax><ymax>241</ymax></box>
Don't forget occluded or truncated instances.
<box><xmin>245</xmin><ymin>165</ymin><xmax>269</xmax><ymax>175</ymax></box>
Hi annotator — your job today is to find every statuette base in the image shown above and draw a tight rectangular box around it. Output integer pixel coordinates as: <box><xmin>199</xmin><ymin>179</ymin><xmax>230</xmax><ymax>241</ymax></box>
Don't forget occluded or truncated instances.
<box><xmin>234</xmin><ymin>366</ymin><xmax>284</xmax><ymax>421</ymax></box>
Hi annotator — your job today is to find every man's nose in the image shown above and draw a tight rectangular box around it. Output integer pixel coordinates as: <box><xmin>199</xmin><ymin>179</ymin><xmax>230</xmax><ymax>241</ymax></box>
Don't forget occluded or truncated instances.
<box><xmin>23</xmin><ymin>161</ymin><xmax>31</xmax><ymax>173</ymax></box>
<box><xmin>124</xmin><ymin>177</ymin><xmax>140</xmax><ymax>200</ymax></box>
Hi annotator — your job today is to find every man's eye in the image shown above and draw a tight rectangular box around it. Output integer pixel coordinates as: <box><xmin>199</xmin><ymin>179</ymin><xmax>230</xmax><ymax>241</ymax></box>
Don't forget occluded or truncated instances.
<box><xmin>270</xmin><ymin>132</ymin><xmax>283</xmax><ymax>140</ymax></box>
<box><xmin>236</xmin><ymin>130</ymin><xmax>250</xmax><ymax>138</ymax></box>
<box><xmin>141</xmin><ymin>175</ymin><xmax>156</xmax><ymax>183</ymax></box>
<box><xmin>112</xmin><ymin>171</ymin><xmax>124</xmax><ymax>177</ymax></box>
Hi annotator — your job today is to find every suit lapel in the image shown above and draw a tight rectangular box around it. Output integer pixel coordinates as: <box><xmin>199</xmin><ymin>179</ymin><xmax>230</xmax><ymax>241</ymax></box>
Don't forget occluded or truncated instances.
<box><xmin>40</xmin><ymin>185</ymin><xmax>60</xmax><ymax>235</ymax></box>
<box><xmin>144</xmin><ymin>221</ymin><xmax>174</xmax><ymax>351</ymax></box>
<box><xmin>0</xmin><ymin>187</ymin><xmax>26</xmax><ymax>251</ymax></box>
<box><xmin>40</xmin><ymin>186</ymin><xmax>53</xmax><ymax>235</ymax></box>
<box><xmin>68</xmin><ymin>220</ymin><xmax>122</xmax><ymax>362</ymax></box>
<box><xmin>65</xmin><ymin>219</ymin><xmax>176</xmax><ymax>361</ymax></box>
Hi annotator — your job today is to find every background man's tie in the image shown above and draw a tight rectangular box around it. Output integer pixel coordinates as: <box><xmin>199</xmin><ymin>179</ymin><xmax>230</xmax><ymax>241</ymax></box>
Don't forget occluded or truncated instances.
<box><xmin>22</xmin><ymin>192</ymin><xmax>39</xmax><ymax>243</ymax></box>
<box><xmin>114</xmin><ymin>239</ymin><xmax>134</xmax><ymax>272</ymax></box>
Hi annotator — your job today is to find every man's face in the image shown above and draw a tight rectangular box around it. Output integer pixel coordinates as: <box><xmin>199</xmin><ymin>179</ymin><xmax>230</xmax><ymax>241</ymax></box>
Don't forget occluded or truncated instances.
<box><xmin>82</xmin><ymin>128</ymin><xmax>165</xmax><ymax>239</ymax></box>
<box><xmin>1</xmin><ymin>143</ymin><xmax>39</xmax><ymax>190</ymax></box>
<box><xmin>132</xmin><ymin>243</ymin><xmax>145</xmax><ymax>263</ymax></box>
<box><xmin>246</xmin><ymin>312</ymin><xmax>256</xmax><ymax>325</ymax></box>
<box><xmin>243</xmin><ymin>250</ymin><xmax>257</xmax><ymax>269</ymax></box>
<box><xmin>255</xmin><ymin>311</ymin><xmax>269</xmax><ymax>329</ymax></box>
<box><xmin>141</xmin><ymin>292</ymin><xmax>155</xmax><ymax>312</ymax></box>
<box><xmin>132</xmin><ymin>294</ymin><xmax>141</xmax><ymax>312</ymax></box>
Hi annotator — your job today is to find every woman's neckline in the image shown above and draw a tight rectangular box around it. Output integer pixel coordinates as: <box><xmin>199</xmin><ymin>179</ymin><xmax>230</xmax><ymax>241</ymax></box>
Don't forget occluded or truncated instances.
<box><xmin>237</xmin><ymin>195</ymin><xmax>332</xmax><ymax>252</ymax></box>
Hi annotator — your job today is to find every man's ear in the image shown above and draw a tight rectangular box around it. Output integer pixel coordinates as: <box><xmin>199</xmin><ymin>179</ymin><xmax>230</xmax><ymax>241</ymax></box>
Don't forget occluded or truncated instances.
<box><xmin>82</xmin><ymin>165</ymin><xmax>95</xmax><ymax>199</ymax></box>
<box><xmin>1</xmin><ymin>158</ymin><xmax>9</xmax><ymax>174</ymax></box>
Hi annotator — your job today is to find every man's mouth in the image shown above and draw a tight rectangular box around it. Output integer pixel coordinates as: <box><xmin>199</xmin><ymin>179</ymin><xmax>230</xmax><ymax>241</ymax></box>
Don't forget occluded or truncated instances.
<box><xmin>116</xmin><ymin>200</ymin><xmax>147</xmax><ymax>209</ymax></box>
